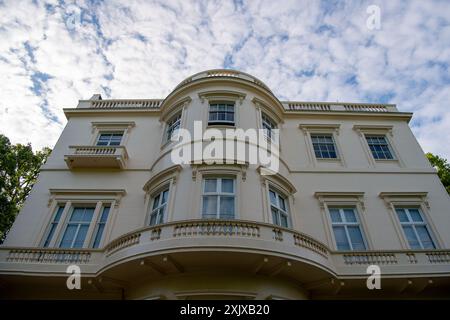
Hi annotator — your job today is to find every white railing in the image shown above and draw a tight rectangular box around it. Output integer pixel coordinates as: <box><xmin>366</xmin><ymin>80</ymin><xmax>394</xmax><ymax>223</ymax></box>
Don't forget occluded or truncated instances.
<box><xmin>68</xmin><ymin>146</ymin><xmax>128</xmax><ymax>158</ymax></box>
<box><xmin>6</xmin><ymin>248</ymin><xmax>92</xmax><ymax>264</ymax></box>
<box><xmin>90</xmin><ymin>99</ymin><xmax>163</xmax><ymax>109</ymax></box>
<box><xmin>285</xmin><ymin>102</ymin><xmax>397</xmax><ymax>112</ymax></box>
<box><xmin>1</xmin><ymin>220</ymin><xmax>449</xmax><ymax>277</ymax></box>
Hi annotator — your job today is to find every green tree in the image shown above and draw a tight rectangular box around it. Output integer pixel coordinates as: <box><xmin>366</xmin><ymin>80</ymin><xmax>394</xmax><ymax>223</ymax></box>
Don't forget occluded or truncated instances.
<box><xmin>0</xmin><ymin>134</ymin><xmax>51</xmax><ymax>242</ymax></box>
<box><xmin>426</xmin><ymin>152</ymin><xmax>450</xmax><ymax>195</ymax></box>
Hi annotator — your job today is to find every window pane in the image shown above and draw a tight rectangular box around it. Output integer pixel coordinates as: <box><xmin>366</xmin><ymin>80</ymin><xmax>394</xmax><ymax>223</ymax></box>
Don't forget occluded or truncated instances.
<box><xmin>395</xmin><ymin>208</ymin><xmax>409</xmax><ymax>222</ymax></box>
<box><xmin>278</xmin><ymin>196</ymin><xmax>286</xmax><ymax>211</ymax></box>
<box><xmin>329</xmin><ymin>208</ymin><xmax>342</xmax><ymax>223</ymax></box>
<box><xmin>60</xmin><ymin>225</ymin><xmax>77</xmax><ymax>248</ymax></box>
<box><xmin>348</xmin><ymin>226</ymin><xmax>366</xmax><ymax>250</ymax></box>
<box><xmin>269</xmin><ymin>190</ymin><xmax>277</xmax><ymax>206</ymax></box>
<box><xmin>220</xmin><ymin>196</ymin><xmax>235</xmax><ymax>217</ymax></box>
<box><xmin>54</xmin><ymin>206</ymin><xmax>64</xmax><ymax>222</ymax></box>
<box><xmin>73</xmin><ymin>225</ymin><xmax>89</xmax><ymax>248</ymax></box>
<box><xmin>272</xmin><ymin>208</ymin><xmax>279</xmax><ymax>226</ymax></box>
<box><xmin>81</xmin><ymin>208</ymin><xmax>94</xmax><ymax>222</ymax></box>
<box><xmin>343</xmin><ymin>209</ymin><xmax>357</xmax><ymax>223</ymax></box>
<box><xmin>202</xmin><ymin>195</ymin><xmax>217</xmax><ymax>217</ymax></box>
<box><xmin>100</xmin><ymin>207</ymin><xmax>110</xmax><ymax>223</ymax></box>
<box><xmin>416</xmin><ymin>226</ymin><xmax>435</xmax><ymax>249</ymax></box>
<box><xmin>92</xmin><ymin>225</ymin><xmax>105</xmax><ymax>248</ymax></box>
<box><xmin>71</xmin><ymin>208</ymin><xmax>84</xmax><ymax>221</ymax></box>
<box><xmin>152</xmin><ymin>194</ymin><xmax>160</xmax><ymax>210</ymax></box>
<box><xmin>409</xmin><ymin>209</ymin><xmax>423</xmax><ymax>222</ymax></box>
<box><xmin>402</xmin><ymin>226</ymin><xmax>421</xmax><ymax>249</ymax></box>
<box><xmin>43</xmin><ymin>224</ymin><xmax>57</xmax><ymax>247</ymax></box>
<box><xmin>221</xmin><ymin>179</ymin><xmax>234</xmax><ymax>193</ymax></box>
<box><xmin>149</xmin><ymin>212</ymin><xmax>157</xmax><ymax>226</ymax></box>
<box><xmin>333</xmin><ymin>226</ymin><xmax>350</xmax><ymax>250</ymax></box>
<box><xmin>204</xmin><ymin>179</ymin><xmax>217</xmax><ymax>193</ymax></box>
<box><xmin>280</xmin><ymin>214</ymin><xmax>288</xmax><ymax>228</ymax></box>
<box><xmin>161</xmin><ymin>190</ymin><xmax>169</xmax><ymax>204</ymax></box>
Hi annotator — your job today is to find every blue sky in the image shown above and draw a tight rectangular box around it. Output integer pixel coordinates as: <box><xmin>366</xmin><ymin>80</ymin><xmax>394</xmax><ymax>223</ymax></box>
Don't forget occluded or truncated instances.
<box><xmin>0</xmin><ymin>0</ymin><xmax>449</xmax><ymax>158</ymax></box>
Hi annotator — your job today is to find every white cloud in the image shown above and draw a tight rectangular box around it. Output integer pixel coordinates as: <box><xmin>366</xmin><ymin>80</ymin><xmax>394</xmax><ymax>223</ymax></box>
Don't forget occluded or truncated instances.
<box><xmin>0</xmin><ymin>0</ymin><xmax>449</xmax><ymax>159</ymax></box>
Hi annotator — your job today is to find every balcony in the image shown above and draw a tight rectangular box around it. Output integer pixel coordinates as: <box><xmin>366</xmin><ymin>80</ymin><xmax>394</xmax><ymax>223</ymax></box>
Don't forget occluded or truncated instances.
<box><xmin>64</xmin><ymin>145</ymin><xmax>128</xmax><ymax>169</ymax></box>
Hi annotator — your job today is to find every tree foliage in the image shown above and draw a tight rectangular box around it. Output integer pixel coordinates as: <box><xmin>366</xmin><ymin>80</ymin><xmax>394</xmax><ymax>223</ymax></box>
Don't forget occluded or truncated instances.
<box><xmin>0</xmin><ymin>134</ymin><xmax>51</xmax><ymax>242</ymax></box>
<box><xmin>426</xmin><ymin>152</ymin><xmax>450</xmax><ymax>195</ymax></box>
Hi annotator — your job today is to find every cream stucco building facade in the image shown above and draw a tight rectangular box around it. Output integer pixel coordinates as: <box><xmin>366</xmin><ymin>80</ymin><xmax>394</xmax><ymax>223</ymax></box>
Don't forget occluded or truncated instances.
<box><xmin>1</xmin><ymin>69</ymin><xmax>449</xmax><ymax>299</ymax></box>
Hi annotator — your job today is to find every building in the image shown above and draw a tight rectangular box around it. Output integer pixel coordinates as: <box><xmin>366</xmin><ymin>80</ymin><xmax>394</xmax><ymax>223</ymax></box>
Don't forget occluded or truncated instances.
<box><xmin>1</xmin><ymin>69</ymin><xmax>449</xmax><ymax>299</ymax></box>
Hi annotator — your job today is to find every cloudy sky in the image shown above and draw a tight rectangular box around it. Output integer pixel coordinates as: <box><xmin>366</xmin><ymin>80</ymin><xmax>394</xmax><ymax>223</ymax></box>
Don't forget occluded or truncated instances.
<box><xmin>0</xmin><ymin>0</ymin><xmax>449</xmax><ymax>158</ymax></box>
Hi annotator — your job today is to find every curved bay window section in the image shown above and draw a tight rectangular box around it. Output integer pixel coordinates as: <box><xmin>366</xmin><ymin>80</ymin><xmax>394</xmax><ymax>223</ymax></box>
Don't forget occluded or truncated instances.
<box><xmin>148</xmin><ymin>188</ymin><xmax>170</xmax><ymax>226</ymax></box>
<box><xmin>269</xmin><ymin>188</ymin><xmax>289</xmax><ymax>228</ymax></box>
<box><xmin>261</xmin><ymin>112</ymin><xmax>278</xmax><ymax>142</ymax></box>
<box><xmin>165</xmin><ymin>112</ymin><xmax>182</xmax><ymax>143</ymax></box>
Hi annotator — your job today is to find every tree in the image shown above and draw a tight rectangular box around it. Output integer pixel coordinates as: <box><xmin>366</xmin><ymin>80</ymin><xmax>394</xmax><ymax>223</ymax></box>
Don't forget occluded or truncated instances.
<box><xmin>0</xmin><ymin>134</ymin><xmax>51</xmax><ymax>242</ymax></box>
<box><xmin>426</xmin><ymin>152</ymin><xmax>450</xmax><ymax>195</ymax></box>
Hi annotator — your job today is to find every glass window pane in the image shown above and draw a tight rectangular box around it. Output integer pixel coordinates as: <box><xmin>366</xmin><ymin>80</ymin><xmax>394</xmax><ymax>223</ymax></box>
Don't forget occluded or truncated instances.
<box><xmin>221</xmin><ymin>179</ymin><xmax>234</xmax><ymax>193</ymax></box>
<box><xmin>416</xmin><ymin>226</ymin><xmax>435</xmax><ymax>249</ymax></box>
<box><xmin>343</xmin><ymin>209</ymin><xmax>357</xmax><ymax>222</ymax></box>
<box><xmin>71</xmin><ymin>208</ymin><xmax>84</xmax><ymax>221</ymax></box>
<box><xmin>333</xmin><ymin>226</ymin><xmax>350</xmax><ymax>250</ymax></box>
<box><xmin>73</xmin><ymin>225</ymin><xmax>89</xmax><ymax>248</ymax></box>
<box><xmin>149</xmin><ymin>212</ymin><xmax>157</xmax><ymax>226</ymax></box>
<box><xmin>81</xmin><ymin>208</ymin><xmax>94</xmax><ymax>222</ymax></box>
<box><xmin>43</xmin><ymin>225</ymin><xmax>57</xmax><ymax>247</ymax></box>
<box><xmin>204</xmin><ymin>179</ymin><xmax>217</xmax><ymax>193</ymax></box>
<box><xmin>161</xmin><ymin>190</ymin><xmax>169</xmax><ymax>204</ymax></box>
<box><xmin>100</xmin><ymin>207</ymin><xmax>110</xmax><ymax>222</ymax></box>
<box><xmin>402</xmin><ymin>226</ymin><xmax>421</xmax><ymax>249</ymax></box>
<box><xmin>269</xmin><ymin>191</ymin><xmax>277</xmax><ymax>205</ymax></box>
<box><xmin>278</xmin><ymin>196</ymin><xmax>286</xmax><ymax>211</ymax></box>
<box><xmin>409</xmin><ymin>209</ymin><xmax>423</xmax><ymax>222</ymax></box>
<box><xmin>348</xmin><ymin>226</ymin><xmax>366</xmax><ymax>250</ymax></box>
<box><xmin>280</xmin><ymin>214</ymin><xmax>288</xmax><ymax>228</ymax></box>
<box><xmin>202</xmin><ymin>196</ymin><xmax>217</xmax><ymax>216</ymax></box>
<box><xmin>329</xmin><ymin>208</ymin><xmax>342</xmax><ymax>223</ymax></box>
<box><xmin>152</xmin><ymin>194</ymin><xmax>160</xmax><ymax>210</ymax></box>
<box><xmin>60</xmin><ymin>225</ymin><xmax>77</xmax><ymax>248</ymax></box>
<box><xmin>272</xmin><ymin>209</ymin><xmax>279</xmax><ymax>226</ymax></box>
<box><xmin>395</xmin><ymin>208</ymin><xmax>409</xmax><ymax>222</ymax></box>
<box><xmin>220</xmin><ymin>196</ymin><xmax>235</xmax><ymax>217</ymax></box>
<box><xmin>54</xmin><ymin>206</ymin><xmax>64</xmax><ymax>222</ymax></box>
<box><xmin>92</xmin><ymin>225</ymin><xmax>105</xmax><ymax>248</ymax></box>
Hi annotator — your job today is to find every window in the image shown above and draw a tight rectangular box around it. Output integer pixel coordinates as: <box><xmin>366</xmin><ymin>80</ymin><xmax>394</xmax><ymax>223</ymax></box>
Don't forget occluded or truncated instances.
<box><xmin>59</xmin><ymin>206</ymin><xmax>95</xmax><ymax>248</ymax></box>
<box><xmin>365</xmin><ymin>135</ymin><xmax>393</xmax><ymax>160</ymax></box>
<box><xmin>311</xmin><ymin>134</ymin><xmax>338</xmax><ymax>159</ymax></box>
<box><xmin>91</xmin><ymin>206</ymin><xmax>110</xmax><ymax>248</ymax></box>
<box><xmin>269</xmin><ymin>189</ymin><xmax>289</xmax><ymax>228</ymax></box>
<box><xmin>202</xmin><ymin>178</ymin><xmax>235</xmax><ymax>219</ymax></box>
<box><xmin>43</xmin><ymin>205</ymin><xmax>65</xmax><ymax>247</ymax></box>
<box><xmin>395</xmin><ymin>207</ymin><xmax>435</xmax><ymax>249</ymax></box>
<box><xmin>329</xmin><ymin>207</ymin><xmax>366</xmax><ymax>251</ymax></box>
<box><xmin>165</xmin><ymin>112</ymin><xmax>181</xmax><ymax>142</ymax></box>
<box><xmin>149</xmin><ymin>188</ymin><xmax>169</xmax><ymax>226</ymax></box>
<box><xmin>262</xmin><ymin>113</ymin><xmax>277</xmax><ymax>140</ymax></box>
<box><xmin>208</xmin><ymin>103</ymin><xmax>235</xmax><ymax>125</ymax></box>
<box><xmin>96</xmin><ymin>132</ymin><xmax>123</xmax><ymax>146</ymax></box>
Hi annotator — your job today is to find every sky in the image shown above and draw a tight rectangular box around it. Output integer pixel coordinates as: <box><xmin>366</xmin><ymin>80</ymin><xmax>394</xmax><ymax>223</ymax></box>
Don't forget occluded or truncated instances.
<box><xmin>0</xmin><ymin>0</ymin><xmax>449</xmax><ymax>158</ymax></box>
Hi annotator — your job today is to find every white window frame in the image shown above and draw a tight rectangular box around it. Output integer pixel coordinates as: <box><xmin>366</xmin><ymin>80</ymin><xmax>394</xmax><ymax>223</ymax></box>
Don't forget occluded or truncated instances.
<box><xmin>202</xmin><ymin>177</ymin><xmax>236</xmax><ymax>219</ymax></box>
<box><xmin>59</xmin><ymin>205</ymin><xmax>97</xmax><ymax>248</ymax></box>
<box><xmin>310</xmin><ymin>133</ymin><xmax>339</xmax><ymax>159</ymax></box>
<box><xmin>395</xmin><ymin>207</ymin><xmax>437</xmax><ymax>249</ymax></box>
<box><xmin>208</xmin><ymin>102</ymin><xmax>236</xmax><ymax>126</ymax></box>
<box><xmin>261</xmin><ymin>112</ymin><xmax>278</xmax><ymax>141</ymax></box>
<box><xmin>165</xmin><ymin>112</ymin><xmax>182</xmax><ymax>143</ymax></box>
<box><xmin>148</xmin><ymin>187</ymin><xmax>170</xmax><ymax>226</ymax></box>
<box><xmin>42</xmin><ymin>205</ymin><xmax>65</xmax><ymax>247</ymax></box>
<box><xmin>90</xmin><ymin>122</ymin><xmax>135</xmax><ymax>147</ymax></box>
<box><xmin>268</xmin><ymin>188</ymin><xmax>290</xmax><ymax>228</ymax></box>
<box><xmin>328</xmin><ymin>206</ymin><xmax>368</xmax><ymax>251</ymax></box>
<box><xmin>364</xmin><ymin>134</ymin><xmax>395</xmax><ymax>160</ymax></box>
<box><xmin>96</xmin><ymin>131</ymin><xmax>124</xmax><ymax>146</ymax></box>
<box><xmin>91</xmin><ymin>205</ymin><xmax>111</xmax><ymax>248</ymax></box>
<box><xmin>38</xmin><ymin>189</ymin><xmax>124</xmax><ymax>248</ymax></box>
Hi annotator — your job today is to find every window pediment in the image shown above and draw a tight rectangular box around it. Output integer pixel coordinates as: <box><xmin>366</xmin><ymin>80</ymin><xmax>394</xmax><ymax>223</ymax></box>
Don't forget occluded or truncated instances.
<box><xmin>198</xmin><ymin>90</ymin><xmax>246</xmax><ymax>105</ymax></box>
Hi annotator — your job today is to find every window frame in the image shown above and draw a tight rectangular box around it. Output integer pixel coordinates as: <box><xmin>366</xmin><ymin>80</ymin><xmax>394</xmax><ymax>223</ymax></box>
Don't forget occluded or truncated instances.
<box><xmin>201</xmin><ymin>177</ymin><xmax>236</xmax><ymax>220</ymax></box>
<box><xmin>261</xmin><ymin>112</ymin><xmax>278</xmax><ymax>141</ymax></box>
<box><xmin>310</xmin><ymin>133</ymin><xmax>339</xmax><ymax>159</ymax></box>
<box><xmin>148</xmin><ymin>187</ymin><xmax>170</xmax><ymax>226</ymax></box>
<box><xmin>165</xmin><ymin>112</ymin><xmax>182</xmax><ymax>143</ymax></box>
<box><xmin>268</xmin><ymin>187</ymin><xmax>290</xmax><ymax>228</ymax></box>
<box><xmin>59</xmin><ymin>205</ymin><xmax>97</xmax><ymax>249</ymax></box>
<box><xmin>96</xmin><ymin>131</ymin><xmax>124</xmax><ymax>146</ymax></box>
<box><xmin>208</xmin><ymin>102</ymin><xmax>236</xmax><ymax>126</ymax></box>
<box><xmin>328</xmin><ymin>206</ymin><xmax>368</xmax><ymax>251</ymax></box>
<box><xmin>364</xmin><ymin>134</ymin><xmax>395</xmax><ymax>160</ymax></box>
<box><xmin>395</xmin><ymin>207</ymin><xmax>437</xmax><ymax>250</ymax></box>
